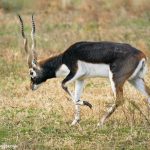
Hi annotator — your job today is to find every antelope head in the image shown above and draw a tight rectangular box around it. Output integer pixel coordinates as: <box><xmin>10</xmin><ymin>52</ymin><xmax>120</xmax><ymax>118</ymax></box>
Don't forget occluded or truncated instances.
<box><xmin>18</xmin><ymin>15</ymin><xmax>47</xmax><ymax>90</ymax></box>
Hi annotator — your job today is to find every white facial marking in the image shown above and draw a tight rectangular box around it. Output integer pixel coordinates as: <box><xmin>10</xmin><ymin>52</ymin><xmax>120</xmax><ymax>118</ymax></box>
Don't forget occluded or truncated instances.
<box><xmin>32</xmin><ymin>83</ymin><xmax>41</xmax><ymax>90</ymax></box>
<box><xmin>29</xmin><ymin>68</ymin><xmax>37</xmax><ymax>78</ymax></box>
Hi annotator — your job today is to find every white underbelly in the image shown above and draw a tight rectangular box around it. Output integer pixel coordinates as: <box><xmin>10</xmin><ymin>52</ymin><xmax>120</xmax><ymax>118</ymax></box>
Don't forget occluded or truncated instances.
<box><xmin>78</xmin><ymin>61</ymin><xmax>109</xmax><ymax>78</ymax></box>
<box><xmin>56</xmin><ymin>61</ymin><xmax>110</xmax><ymax>79</ymax></box>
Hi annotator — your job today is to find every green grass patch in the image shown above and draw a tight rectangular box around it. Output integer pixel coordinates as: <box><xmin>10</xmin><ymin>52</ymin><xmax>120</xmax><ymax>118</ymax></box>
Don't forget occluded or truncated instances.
<box><xmin>0</xmin><ymin>128</ymin><xmax>9</xmax><ymax>144</ymax></box>
<box><xmin>0</xmin><ymin>107</ymin><xmax>150</xmax><ymax>149</ymax></box>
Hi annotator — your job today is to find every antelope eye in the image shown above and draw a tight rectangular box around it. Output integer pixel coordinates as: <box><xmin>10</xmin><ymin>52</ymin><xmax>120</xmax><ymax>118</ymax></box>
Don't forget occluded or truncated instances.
<box><xmin>29</xmin><ymin>70</ymin><xmax>36</xmax><ymax>79</ymax></box>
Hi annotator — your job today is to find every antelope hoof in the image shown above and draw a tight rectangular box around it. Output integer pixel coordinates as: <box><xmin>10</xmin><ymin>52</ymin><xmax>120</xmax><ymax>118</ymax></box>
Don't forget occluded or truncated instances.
<box><xmin>83</xmin><ymin>101</ymin><xmax>92</xmax><ymax>109</ymax></box>
<box><xmin>71</xmin><ymin>119</ymin><xmax>80</xmax><ymax>126</ymax></box>
<box><xmin>97</xmin><ymin>122</ymin><xmax>103</xmax><ymax>128</ymax></box>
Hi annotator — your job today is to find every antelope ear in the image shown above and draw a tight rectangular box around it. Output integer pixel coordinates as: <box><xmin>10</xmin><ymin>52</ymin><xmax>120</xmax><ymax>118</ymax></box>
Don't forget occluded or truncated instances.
<box><xmin>31</xmin><ymin>59</ymin><xmax>41</xmax><ymax>70</ymax></box>
<box><xmin>32</xmin><ymin>59</ymin><xmax>38</xmax><ymax>67</ymax></box>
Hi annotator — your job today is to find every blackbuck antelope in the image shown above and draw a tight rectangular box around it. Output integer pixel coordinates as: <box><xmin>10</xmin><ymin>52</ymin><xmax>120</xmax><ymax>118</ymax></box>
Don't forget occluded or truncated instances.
<box><xmin>18</xmin><ymin>15</ymin><xmax>150</xmax><ymax>127</ymax></box>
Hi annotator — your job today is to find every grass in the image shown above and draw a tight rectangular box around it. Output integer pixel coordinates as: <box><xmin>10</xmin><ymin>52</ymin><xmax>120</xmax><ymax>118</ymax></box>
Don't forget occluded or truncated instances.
<box><xmin>0</xmin><ymin>107</ymin><xmax>150</xmax><ymax>149</ymax></box>
<box><xmin>0</xmin><ymin>0</ymin><xmax>150</xmax><ymax>149</ymax></box>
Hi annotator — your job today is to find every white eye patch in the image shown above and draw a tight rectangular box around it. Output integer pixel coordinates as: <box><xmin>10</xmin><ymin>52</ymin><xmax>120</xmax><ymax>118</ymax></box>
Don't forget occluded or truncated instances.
<box><xmin>29</xmin><ymin>68</ymin><xmax>37</xmax><ymax>78</ymax></box>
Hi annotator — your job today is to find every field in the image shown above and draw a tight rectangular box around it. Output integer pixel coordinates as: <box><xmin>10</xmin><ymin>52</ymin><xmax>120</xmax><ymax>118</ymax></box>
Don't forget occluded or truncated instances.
<box><xmin>0</xmin><ymin>0</ymin><xmax>150</xmax><ymax>149</ymax></box>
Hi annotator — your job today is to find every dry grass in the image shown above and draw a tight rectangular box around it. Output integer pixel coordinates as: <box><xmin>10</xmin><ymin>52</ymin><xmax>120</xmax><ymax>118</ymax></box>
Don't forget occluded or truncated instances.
<box><xmin>0</xmin><ymin>0</ymin><xmax>150</xmax><ymax>149</ymax></box>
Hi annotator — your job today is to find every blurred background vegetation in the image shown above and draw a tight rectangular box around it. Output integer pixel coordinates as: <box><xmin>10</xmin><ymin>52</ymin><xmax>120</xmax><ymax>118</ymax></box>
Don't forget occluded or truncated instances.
<box><xmin>0</xmin><ymin>0</ymin><xmax>150</xmax><ymax>92</ymax></box>
<box><xmin>0</xmin><ymin>0</ymin><xmax>150</xmax><ymax>149</ymax></box>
